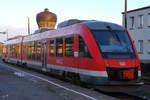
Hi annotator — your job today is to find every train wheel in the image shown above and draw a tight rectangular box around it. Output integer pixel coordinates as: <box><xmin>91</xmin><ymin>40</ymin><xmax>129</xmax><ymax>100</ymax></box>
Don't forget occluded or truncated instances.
<box><xmin>17</xmin><ymin>61</ymin><xmax>20</xmax><ymax>65</ymax></box>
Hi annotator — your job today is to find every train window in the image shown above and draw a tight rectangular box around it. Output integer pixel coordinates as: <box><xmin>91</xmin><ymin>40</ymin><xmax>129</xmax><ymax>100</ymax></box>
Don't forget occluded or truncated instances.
<box><xmin>49</xmin><ymin>40</ymin><xmax>55</xmax><ymax>56</ymax></box>
<box><xmin>36</xmin><ymin>41</ymin><xmax>41</xmax><ymax>60</ymax></box>
<box><xmin>17</xmin><ymin>44</ymin><xmax>20</xmax><ymax>55</ymax></box>
<box><xmin>11</xmin><ymin>45</ymin><xmax>13</xmax><ymax>57</ymax></box>
<box><xmin>78</xmin><ymin>36</ymin><xmax>91</xmax><ymax>58</ymax></box>
<box><xmin>9</xmin><ymin>45</ymin><xmax>13</xmax><ymax>57</ymax></box>
<box><xmin>10</xmin><ymin>44</ymin><xmax>17</xmax><ymax>58</ymax></box>
<box><xmin>56</xmin><ymin>38</ymin><xmax>63</xmax><ymax>57</ymax></box>
<box><xmin>23</xmin><ymin>43</ymin><xmax>27</xmax><ymax>55</ymax></box>
<box><xmin>15</xmin><ymin>44</ymin><xmax>18</xmax><ymax>57</ymax></box>
<box><xmin>10</xmin><ymin>45</ymin><xmax>13</xmax><ymax>57</ymax></box>
<box><xmin>2</xmin><ymin>45</ymin><xmax>7</xmax><ymax>54</ymax></box>
<box><xmin>65</xmin><ymin>36</ymin><xmax>74</xmax><ymax>57</ymax></box>
<box><xmin>22</xmin><ymin>43</ymin><xmax>25</xmax><ymax>55</ymax></box>
<box><xmin>31</xmin><ymin>41</ymin><xmax>36</xmax><ymax>60</ymax></box>
<box><xmin>27</xmin><ymin>42</ymin><xmax>32</xmax><ymax>59</ymax></box>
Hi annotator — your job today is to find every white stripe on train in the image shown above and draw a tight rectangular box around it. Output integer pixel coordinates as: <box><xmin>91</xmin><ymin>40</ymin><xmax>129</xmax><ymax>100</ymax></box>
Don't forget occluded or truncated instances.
<box><xmin>7</xmin><ymin>58</ymin><xmax>141</xmax><ymax>77</ymax></box>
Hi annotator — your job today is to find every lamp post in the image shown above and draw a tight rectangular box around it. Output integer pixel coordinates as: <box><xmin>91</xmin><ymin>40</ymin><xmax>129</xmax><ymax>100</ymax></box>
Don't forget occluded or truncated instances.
<box><xmin>27</xmin><ymin>16</ymin><xmax>30</xmax><ymax>35</ymax></box>
<box><xmin>125</xmin><ymin>0</ymin><xmax>127</xmax><ymax>29</ymax></box>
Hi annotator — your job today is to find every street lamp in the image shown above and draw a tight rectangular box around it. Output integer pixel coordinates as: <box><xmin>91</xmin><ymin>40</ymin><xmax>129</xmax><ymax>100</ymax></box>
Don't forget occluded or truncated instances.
<box><xmin>27</xmin><ymin>16</ymin><xmax>30</xmax><ymax>35</ymax></box>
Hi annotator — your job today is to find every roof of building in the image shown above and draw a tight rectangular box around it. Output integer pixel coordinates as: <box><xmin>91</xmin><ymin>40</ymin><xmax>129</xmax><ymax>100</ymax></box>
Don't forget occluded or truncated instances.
<box><xmin>122</xmin><ymin>6</ymin><xmax>150</xmax><ymax>14</ymax></box>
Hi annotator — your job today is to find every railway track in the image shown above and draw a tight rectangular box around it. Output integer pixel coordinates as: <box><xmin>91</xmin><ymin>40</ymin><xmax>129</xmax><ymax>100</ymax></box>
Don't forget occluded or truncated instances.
<box><xmin>103</xmin><ymin>92</ymin><xmax>146</xmax><ymax>100</ymax></box>
<box><xmin>94</xmin><ymin>89</ymin><xmax>146</xmax><ymax>100</ymax></box>
<box><xmin>94</xmin><ymin>80</ymin><xmax>150</xmax><ymax>100</ymax></box>
<box><xmin>2</xmin><ymin>60</ymin><xmax>150</xmax><ymax>100</ymax></box>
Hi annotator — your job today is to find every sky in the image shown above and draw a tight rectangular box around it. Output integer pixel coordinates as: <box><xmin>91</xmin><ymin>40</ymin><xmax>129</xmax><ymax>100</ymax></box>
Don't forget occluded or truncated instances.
<box><xmin>0</xmin><ymin>0</ymin><xmax>150</xmax><ymax>42</ymax></box>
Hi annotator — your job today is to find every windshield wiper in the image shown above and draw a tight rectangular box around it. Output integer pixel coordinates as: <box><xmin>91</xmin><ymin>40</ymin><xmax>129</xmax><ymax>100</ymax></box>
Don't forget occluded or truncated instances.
<box><xmin>106</xmin><ymin>26</ymin><xmax>121</xmax><ymax>42</ymax></box>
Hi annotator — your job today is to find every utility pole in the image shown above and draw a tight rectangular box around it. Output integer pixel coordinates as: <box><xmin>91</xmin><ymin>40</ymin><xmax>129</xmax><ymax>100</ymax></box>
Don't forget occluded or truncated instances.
<box><xmin>27</xmin><ymin>16</ymin><xmax>30</xmax><ymax>35</ymax></box>
<box><xmin>6</xmin><ymin>30</ymin><xmax>8</xmax><ymax>40</ymax></box>
<box><xmin>125</xmin><ymin>0</ymin><xmax>127</xmax><ymax>29</ymax></box>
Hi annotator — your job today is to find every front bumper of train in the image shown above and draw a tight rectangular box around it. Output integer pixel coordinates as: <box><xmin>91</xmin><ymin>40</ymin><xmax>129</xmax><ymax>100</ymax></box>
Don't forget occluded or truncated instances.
<box><xmin>80</xmin><ymin>74</ymin><xmax>143</xmax><ymax>86</ymax></box>
<box><xmin>79</xmin><ymin>67</ymin><xmax>143</xmax><ymax>86</ymax></box>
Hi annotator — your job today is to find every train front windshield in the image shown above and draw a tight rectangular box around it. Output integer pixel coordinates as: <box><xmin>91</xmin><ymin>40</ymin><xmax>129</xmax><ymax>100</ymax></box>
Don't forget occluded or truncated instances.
<box><xmin>91</xmin><ymin>30</ymin><xmax>136</xmax><ymax>59</ymax></box>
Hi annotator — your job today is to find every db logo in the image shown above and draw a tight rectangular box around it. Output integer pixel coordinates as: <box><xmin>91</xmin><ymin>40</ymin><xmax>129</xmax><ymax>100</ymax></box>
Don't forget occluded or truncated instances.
<box><xmin>120</xmin><ymin>62</ymin><xmax>126</xmax><ymax>66</ymax></box>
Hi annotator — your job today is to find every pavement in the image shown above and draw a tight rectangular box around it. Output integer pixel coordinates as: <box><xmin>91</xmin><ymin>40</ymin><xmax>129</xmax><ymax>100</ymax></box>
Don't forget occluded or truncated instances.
<box><xmin>0</xmin><ymin>61</ymin><xmax>118</xmax><ymax>100</ymax></box>
<box><xmin>0</xmin><ymin>64</ymin><xmax>64</xmax><ymax>100</ymax></box>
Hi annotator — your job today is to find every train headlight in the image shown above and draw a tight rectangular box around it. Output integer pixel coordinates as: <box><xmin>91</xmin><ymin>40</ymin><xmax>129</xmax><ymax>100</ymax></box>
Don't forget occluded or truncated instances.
<box><xmin>107</xmin><ymin>64</ymin><xmax>110</xmax><ymax>67</ymax></box>
<box><xmin>134</xmin><ymin>64</ymin><xmax>137</xmax><ymax>67</ymax></box>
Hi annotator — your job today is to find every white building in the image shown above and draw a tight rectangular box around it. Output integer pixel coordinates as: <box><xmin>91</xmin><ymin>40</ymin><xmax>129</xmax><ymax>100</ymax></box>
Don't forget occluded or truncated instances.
<box><xmin>122</xmin><ymin>6</ymin><xmax>150</xmax><ymax>64</ymax></box>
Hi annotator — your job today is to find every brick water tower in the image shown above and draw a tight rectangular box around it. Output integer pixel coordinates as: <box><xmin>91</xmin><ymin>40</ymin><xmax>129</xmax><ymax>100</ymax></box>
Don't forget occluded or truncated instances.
<box><xmin>36</xmin><ymin>8</ymin><xmax>57</xmax><ymax>29</ymax></box>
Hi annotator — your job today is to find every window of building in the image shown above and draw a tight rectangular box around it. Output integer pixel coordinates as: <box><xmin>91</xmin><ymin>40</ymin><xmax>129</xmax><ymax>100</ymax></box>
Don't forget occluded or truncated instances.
<box><xmin>138</xmin><ymin>15</ymin><xmax>143</xmax><ymax>28</ymax></box>
<box><xmin>65</xmin><ymin>36</ymin><xmax>74</xmax><ymax>57</ymax></box>
<box><xmin>148</xmin><ymin>14</ymin><xmax>150</xmax><ymax>27</ymax></box>
<box><xmin>130</xmin><ymin>16</ymin><xmax>134</xmax><ymax>29</ymax></box>
<box><xmin>78</xmin><ymin>36</ymin><xmax>91</xmax><ymax>58</ymax></box>
<box><xmin>56</xmin><ymin>38</ymin><xmax>63</xmax><ymax>57</ymax></box>
<box><xmin>138</xmin><ymin>40</ymin><xmax>143</xmax><ymax>54</ymax></box>
<box><xmin>49</xmin><ymin>39</ymin><xmax>55</xmax><ymax>56</ymax></box>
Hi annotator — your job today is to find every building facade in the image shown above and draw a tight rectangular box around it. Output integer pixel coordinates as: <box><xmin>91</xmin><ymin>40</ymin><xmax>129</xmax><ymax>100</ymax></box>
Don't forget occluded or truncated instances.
<box><xmin>122</xmin><ymin>6</ymin><xmax>150</xmax><ymax>64</ymax></box>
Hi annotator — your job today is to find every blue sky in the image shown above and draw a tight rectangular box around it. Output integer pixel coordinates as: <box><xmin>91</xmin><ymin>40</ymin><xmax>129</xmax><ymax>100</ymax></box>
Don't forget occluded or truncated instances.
<box><xmin>0</xmin><ymin>0</ymin><xmax>150</xmax><ymax>42</ymax></box>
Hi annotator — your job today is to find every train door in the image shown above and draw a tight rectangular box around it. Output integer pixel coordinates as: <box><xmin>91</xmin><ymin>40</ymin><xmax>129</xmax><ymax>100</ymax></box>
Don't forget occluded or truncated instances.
<box><xmin>42</xmin><ymin>40</ymin><xmax>47</xmax><ymax>72</ymax></box>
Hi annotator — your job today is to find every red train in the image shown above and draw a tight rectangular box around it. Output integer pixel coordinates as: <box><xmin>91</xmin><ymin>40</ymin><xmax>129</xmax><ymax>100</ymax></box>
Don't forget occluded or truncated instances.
<box><xmin>2</xmin><ymin>20</ymin><xmax>142</xmax><ymax>85</ymax></box>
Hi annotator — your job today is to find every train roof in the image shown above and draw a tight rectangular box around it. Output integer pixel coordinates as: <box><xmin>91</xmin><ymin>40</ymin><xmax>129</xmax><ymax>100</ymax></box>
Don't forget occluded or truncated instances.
<box><xmin>5</xmin><ymin>20</ymin><xmax>125</xmax><ymax>45</ymax></box>
<box><xmin>23</xmin><ymin>31</ymin><xmax>50</xmax><ymax>43</ymax></box>
<box><xmin>57</xmin><ymin>19</ymin><xmax>89</xmax><ymax>29</ymax></box>
<box><xmin>4</xmin><ymin>37</ymin><xmax>23</xmax><ymax>45</ymax></box>
<box><xmin>57</xmin><ymin>19</ymin><xmax>124</xmax><ymax>31</ymax></box>
<box><xmin>82</xmin><ymin>21</ymin><xmax>124</xmax><ymax>31</ymax></box>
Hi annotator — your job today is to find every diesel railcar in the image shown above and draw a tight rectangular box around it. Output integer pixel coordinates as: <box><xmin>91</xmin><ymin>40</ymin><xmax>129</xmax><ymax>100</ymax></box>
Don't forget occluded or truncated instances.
<box><xmin>2</xmin><ymin>20</ymin><xmax>142</xmax><ymax>85</ymax></box>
